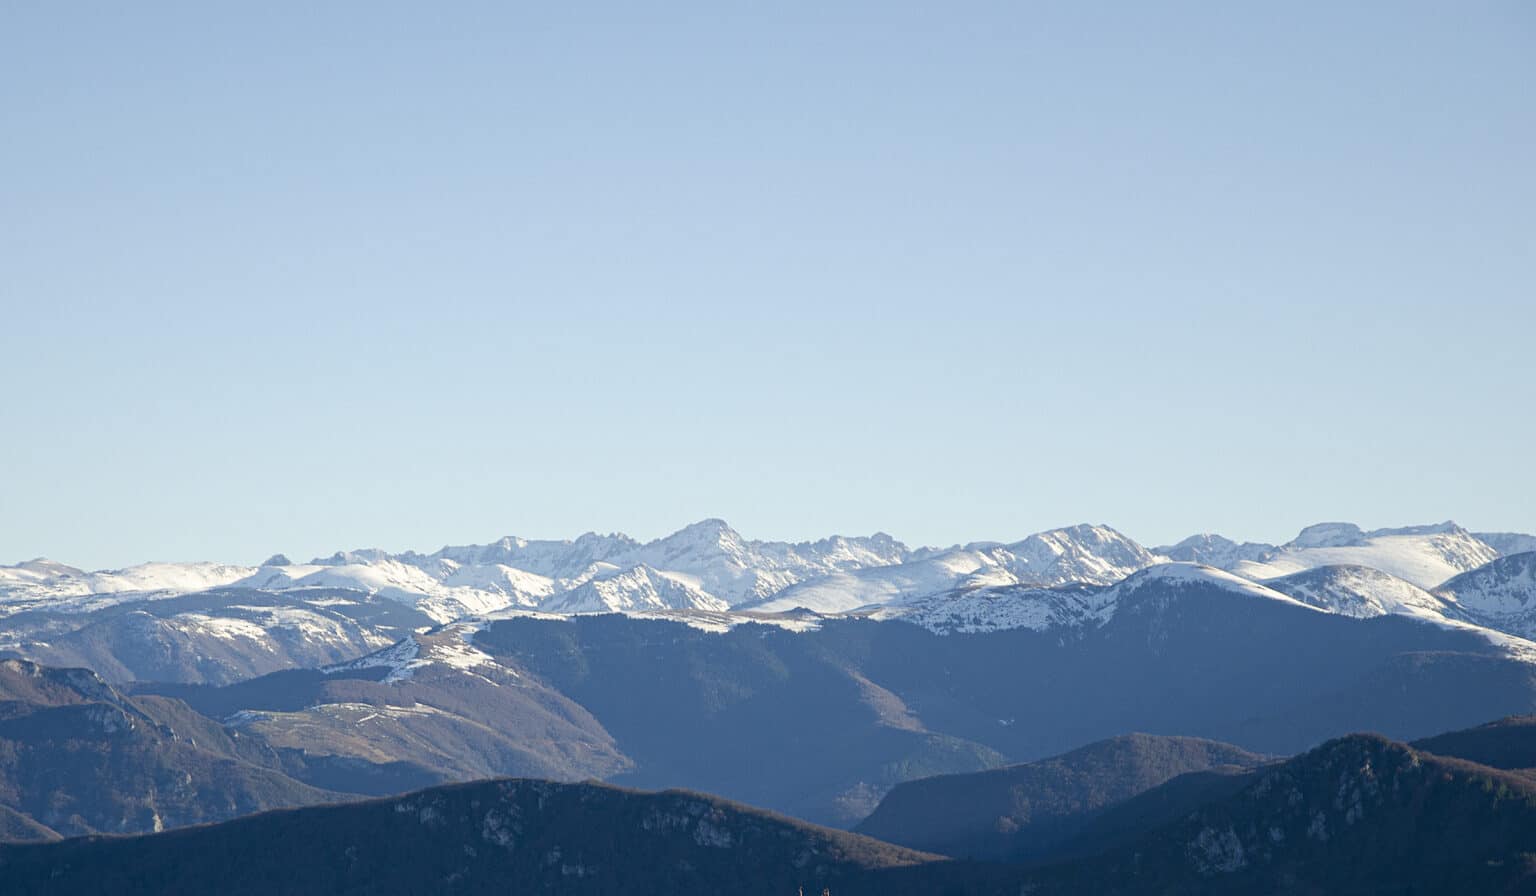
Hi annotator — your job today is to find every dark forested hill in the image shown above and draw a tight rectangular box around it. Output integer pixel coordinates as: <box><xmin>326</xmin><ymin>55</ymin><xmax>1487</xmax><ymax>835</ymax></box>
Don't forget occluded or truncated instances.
<box><xmin>854</xmin><ymin>733</ymin><xmax>1267</xmax><ymax>860</ymax></box>
<box><xmin>7</xmin><ymin>732</ymin><xmax>1536</xmax><ymax>896</ymax></box>
<box><xmin>0</xmin><ymin>779</ymin><xmax>968</xmax><ymax>896</ymax></box>
<box><xmin>1024</xmin><ymin>734</ymin><xmax>1536</xmax><ymax>895</ymax></box>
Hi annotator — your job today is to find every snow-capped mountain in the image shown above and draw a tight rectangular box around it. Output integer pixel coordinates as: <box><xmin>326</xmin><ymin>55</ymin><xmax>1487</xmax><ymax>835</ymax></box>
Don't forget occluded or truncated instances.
<box><xmin>1434</xmin><ymin>553</ymin><xmax>1536</xmax><ymax>640</ymax></box>
<box><xmin>0</xmin><ymin>521</ymin><xmax>913</xmax><ymax>624</ymax></box>
<box><xmin>4</xmin><ymin>521</ymin><xmax>1517</xmax><ymax>624</ymax></box>
<box><xmin>2</xmin><ymin>521</ymin><xmax>1161</xmax><ymax>624</ymax></box>
<box><xmin>880</xmin><ymin>563</ymin><xmax>1316</xmax><ymax>636</ymax></box>
<box><xmin>236</xmin><ymin>556</ymin><xmax>550</xmax><ymax>623</ymax></box>
<box><xmin>0</xmin><ymin>588</ymin><xmax>427</xmax><ymax>686</ymax></box>
<box><xmin>1261</xmin><ymin>565</ymin><xmax>1458</xmax><ymax>622</ymax></box>
<box><xmin>1153</xmin><ymin>533</ymin><xmax>1276</xmax><ymax>567</ymax></box>
<box><xmin>417</xmin><ymin>519</ymin><xmax>911</xmax><ymax>608</ymax></box>
<box><xmin>740</xmin><ymin>548</ymin><xmax>1019</xmax><ymax>615</ymax></box>
<box><xmin>265</xmin><ymin>519</ymin><xmax>914</xmax><ymax>619</ymax></box>
<box><xmin>741</xmin><ymin>524</ymin><xmax>1164</xmax><ymax>614</ymax></box>
<box><xmin>1477</xmin><ymin>532</ymin><xmax>1536</xmax><ymax>557</ymax></box>
<box><xmin>538</xmin><ymin>565</ymin><xmax>729</xmax><ymax>614</ymax></box>
<box><xmin>610</xmin><ymin>519</ymin><xmax>912</xmax><ymax>604</ymax></box>
<box><xmin>1221</xmin><ymin>522</ymin><xmax>1500</xmax><ymax>589</ymax></box>
<box><xmin>0</xmin><ymin>560</ymin><xmax>254</xmax><ymax>615</ymax></box>
<box><xmin>884</xmin><ymin>559</ymin><xmax>1536</xmax><ymax>665</ymax></box>
<box><xmin>4</xmin><ymin>520</ymin><xmax>1536</xmax><ymax>686</ymax></box>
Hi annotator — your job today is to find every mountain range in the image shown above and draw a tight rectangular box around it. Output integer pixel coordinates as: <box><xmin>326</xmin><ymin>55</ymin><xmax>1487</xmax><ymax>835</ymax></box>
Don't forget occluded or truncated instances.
<box><xmin>3</xmin><ymin>559</ymin><xmax>1535</xmax><ymax>835</ymax></box>
<box><xmin>3</xmin><ymin>522</ymin><xmax>1536</xmax><ymax>860</ymax></box>
<box><xmin>4</xmin><ymin>519</ymin><xmax>1535</xmax><ymax>689</ymax></box>
<box><xmin>2</xmin><ymin>518</ymin><xmax>1518</xmax><ymax>621</ymax></box>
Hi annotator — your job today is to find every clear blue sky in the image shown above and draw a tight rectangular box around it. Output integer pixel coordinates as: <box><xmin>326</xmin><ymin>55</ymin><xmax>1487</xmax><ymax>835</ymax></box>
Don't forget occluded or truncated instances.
<box><xmin>3</xmin><ymin>2</ymin><xmax>1532</xmax><ymax>569</ymax></box>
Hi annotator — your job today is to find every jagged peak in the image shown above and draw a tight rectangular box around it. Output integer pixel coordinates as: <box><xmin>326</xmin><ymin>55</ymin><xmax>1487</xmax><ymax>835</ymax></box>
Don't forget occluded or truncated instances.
<box><xmin>1017</xmin><ymin>522</ymin><xmax>1133</xmax><ymax>542</ymax></box>
<box><xmin>656</xmin><ymin>518</ymin><xmax>743</xmax><ymax>548</ymax></box>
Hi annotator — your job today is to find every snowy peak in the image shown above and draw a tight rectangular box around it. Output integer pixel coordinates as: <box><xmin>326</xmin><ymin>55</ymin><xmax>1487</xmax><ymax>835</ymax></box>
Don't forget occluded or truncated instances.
<box><xmin>0</xmin><ymin>558</ymin><xmax>86</xmax><ymax>581</ymax></box>
<box><xmin>658</xmin><ymin>517</ymin><xmax>742</xmax><ymax>551</ymax></box>
<box><xmin>1002</xmin><ymin>524</ymin><xmax>1163</xmax><ymax>586</ymax></box>
<box><xmin>1286</xmin><ymin>520</ymin><xmax>1472</xmax><ymax>549</ymax></box>
<box><xmin>1434</xmin><ymin>552</ymin><xmax>1536</xmax><ymax>639</ymax></box>
<box><xmin>1155</xmin><ymin>522</ymin><xmax>1509</xmax><ymax>590</ymax></box>
<box><xmin>1263</xmin><ymin>564</ymin><xmax>1457</xmax><ymax>622</ymax></box>
<box><xmin>740</xmin><ymin>524</ymin><xmax>1164</xmax><ymax>615</ymax></box>
<box><xmin>1366</xmin><ymin>521</ymin><xmax>1470</xmax><ymax>538</ymax></box>
<box><xmin>540</xmin><ymin>565</ymin><xmax>730</xmax><ymax>614</ymax></box>
<box><xmin>1289</xmin><ymin>522</ymin><xmax>1368</xmax><ymax>549</ymax></box>
<box><xmin>313</xmin><ymin>548</ymin><xmax>396</xmax><ymax>567</ymax></box>
<box><xmin>0</xmin><ymin>520</ymin><xmax>916</xmax><ymax>623</ymax></box>
<box><xmin>1112</xmin><ymin>562</ymin><xmax>1311</xmax><ymax>607</ymax></box>
<box><xmin>1155</xmin><ymin>533</ymin><xmax>1276</xmax><ymax>567</ymax></box>
<box><xmin>1477</xmin><ymin>532</ymin><xmax>1536</xmax><ymax>557</ymax></box>
<box><xmin>431</xmin><ymin>531</ymin><xmax>641</xmax><ymax>581</ymax></box>
<box><xmin>629</xmin><ymin>520</ymin><xmax>912</xmax><ymax>605</ymax></box>
<box><xmin>426</xmin><ymin>520</ymin><xmax>912</xmax><ymax>608</ymax></box>
<box><xmin>0</xmin><ymin>559</ymin><xmax>255</xmax><ymax>613</ymax></box>
<box><xmin>1227</xmin><ymin>521</ymin><xmax>1499</xmax><ymax>589</ymax></box>
<box><xmin>5</xmin><ymin>520</ymin><xmax>1532</xmax><ymax>649</ymax></box>
<box><xmin>885</xmin><ymin>562</ymin><xmax>1311</xmax><ymax>636</ymax></box>
<box><xmin>235</xmin><ymin>558</ymin><xmax>535</xmax><ymax>624</ymax></box>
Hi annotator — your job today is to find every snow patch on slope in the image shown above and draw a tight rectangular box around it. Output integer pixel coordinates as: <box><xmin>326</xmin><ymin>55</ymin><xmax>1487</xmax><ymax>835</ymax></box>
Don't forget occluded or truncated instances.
<box><xmin>324</xmin><ymin>625</ymin><xmax>502</xmax><ymax>684</ymax></box>
<box><xmin>874</xmin><ymin>584</ymin><xmax>1116</xmax><ymax>634</ymax></box>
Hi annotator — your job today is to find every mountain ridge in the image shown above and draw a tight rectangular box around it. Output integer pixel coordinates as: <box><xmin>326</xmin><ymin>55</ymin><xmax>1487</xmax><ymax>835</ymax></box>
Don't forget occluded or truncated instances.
<box><xmin>6</xmin><ymin>521</ymin><xmax>1536</xmax><ymax>696</ymax></box>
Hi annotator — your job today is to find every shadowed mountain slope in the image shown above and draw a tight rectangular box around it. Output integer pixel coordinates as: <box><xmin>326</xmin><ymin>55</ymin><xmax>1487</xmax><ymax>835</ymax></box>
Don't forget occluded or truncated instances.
<box><xmin>0</xmin><ymin>659</ymin><xmax>345</xmax><ymax>838</ymax></box>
